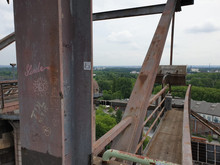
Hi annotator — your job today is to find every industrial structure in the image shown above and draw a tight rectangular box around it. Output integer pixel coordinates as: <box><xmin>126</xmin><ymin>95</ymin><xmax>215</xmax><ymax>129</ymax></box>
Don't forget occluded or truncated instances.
<box><xmin>1</xmin><ymin>0</ymin><xmax>220</xmax><ymax>164</ymax></box>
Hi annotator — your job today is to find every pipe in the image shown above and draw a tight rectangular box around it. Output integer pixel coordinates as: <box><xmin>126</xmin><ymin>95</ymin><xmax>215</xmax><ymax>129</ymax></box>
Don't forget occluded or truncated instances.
<box><xmin>102</xmin><ymin>149</ymin><xmax>178</xmax><ymax>165</ymax></box>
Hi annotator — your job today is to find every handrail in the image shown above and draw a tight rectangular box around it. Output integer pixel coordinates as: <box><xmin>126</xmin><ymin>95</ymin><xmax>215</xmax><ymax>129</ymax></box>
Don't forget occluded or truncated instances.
<box><xmin>191</xmin><ymin>110</ymin><xmax>220</xmax><ymax>136</ymax></box>
<box><xmin>182</xmin><ymin>85</ymin><xmax>192</xmax><ymax>165</ymax></box>
<box><xmin>149</xmin><ymin>85</ymin><xmax>168</xmax><ymax>105</ymax></box>
<box><xmin>142</xmin><ymin>97</ymin><xmax>165</xmax><ymax>127</ymax></box>
<box><xmin>102</xmin><ymin>149</ymin><xmax>178</xmax><ymax>165</ymax></box>
<box><xmin>93</xmin><ymin>117</ymin><xmax>132</xmax><ymax>155</ymax></box>
<box><xmin>135</xmin><ymin>107</ymin><xmax>165</xmax><ymax>153</ymax></box>
<box><xmin>0</xmin><ymin>81</ymin><xmax>18</xmax><ymax>109</ymax></box>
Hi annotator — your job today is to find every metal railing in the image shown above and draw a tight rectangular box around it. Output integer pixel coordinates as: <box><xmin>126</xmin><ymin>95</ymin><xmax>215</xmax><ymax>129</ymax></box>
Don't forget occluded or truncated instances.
<box><xmin>0</xmin><ymin>80</ymin><xmax>18</xmax><ymax>109</ymax></box>
<box><xmin>182</xmin><ymin>84</ymin><xmax>193</xmax><ymax>165</ymax></box>
<box><xmin>93</xmin><ymin>85</ymin><xmax>168</xmax><ymax>156</ymax></box>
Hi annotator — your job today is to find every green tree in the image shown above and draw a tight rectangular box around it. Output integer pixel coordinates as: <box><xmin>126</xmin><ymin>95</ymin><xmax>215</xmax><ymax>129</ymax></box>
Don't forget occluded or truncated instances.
<box><xmin>96</xmin><ymin>110</ymin><xmax>117</xmax><ymax>139</ymax></box>
<box><xmin>115</xmin><ymin>109</ymin><xmax>122</xmax><ymax>123</ymax></box>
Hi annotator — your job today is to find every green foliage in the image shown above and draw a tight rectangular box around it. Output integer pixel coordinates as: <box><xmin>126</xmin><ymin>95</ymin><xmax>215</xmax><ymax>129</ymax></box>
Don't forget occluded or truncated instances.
<box><xmin>187</xmin><ymin>73</ymin><xmax>220</xmax><ymax>89</ymax></box>
<box><xmin>115</xmin><ymin>109</ymin><xmax>122</xmax><ymax>123</ymax></box>
<box><xmin>207</xmin><ymin>135</ymin><xmax>213</xmax><ymax>142</ymax></box>
<box><xmin>96</xmin><ymin>108</ymin><xmax>117</xmax><ymax>139</ymax></box>
<box><xmin>0</xmin><ymin>67</ymin><xmax>17</xmax><ymax>80</ymax></box>
<box><xmin>94</xmin><ymin>68</ymin><xmax>137</xmax><ymax>100</ymax></box>
<box><xmin>143</xmin><ymin>136</ymin><xmax>151</xmax><ymax>149</ymax></box>
<box><xmin>153</xmin><ymin>85</ymin><xmax>220</xmax><ymax>103</ymax></box>
<box><xmin>108</xmin><ymin>107</ymin><xmax>114</xmax><ymax>113</ymax></box>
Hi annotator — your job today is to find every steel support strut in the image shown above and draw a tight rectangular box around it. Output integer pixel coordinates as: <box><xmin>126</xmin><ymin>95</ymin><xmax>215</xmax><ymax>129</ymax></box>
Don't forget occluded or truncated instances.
<box><xmin>13</xmin><ymin>0</ymin><xmax>92</xmax><ymax>164</ymax></box>
<box><xmin>0</xmin><ymin>32</ymin><xmax>15</xmax><ymax>50</ymax></box>
<box><xmin>111</xmin><ymin>0</ymin><xmax>177</xmax><ymax>154</ymax></box>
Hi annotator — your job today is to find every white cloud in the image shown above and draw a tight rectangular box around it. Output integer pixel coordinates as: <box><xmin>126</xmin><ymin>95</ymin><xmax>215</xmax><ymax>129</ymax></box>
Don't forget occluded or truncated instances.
<box><xmin>186</xmin><ymin>23</ymin><xmax>220</xmax><ymax>34</ymax></box>
<box><xmin>107</xmin><ymin>31</ymin><xmax>133</xmax><ymax>43</ymax></box>
<box><xmin>0</xmin><ymin>0</ymin><xmax>220</xmax><ymax>66</ymax></box>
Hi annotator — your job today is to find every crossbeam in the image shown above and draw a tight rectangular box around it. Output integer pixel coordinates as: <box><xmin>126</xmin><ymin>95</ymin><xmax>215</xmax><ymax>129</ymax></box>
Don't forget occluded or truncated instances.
<box><xmin>93</xmin><ymin>4</ymin><xmax>165</xmax><ymax>21</ymax></box>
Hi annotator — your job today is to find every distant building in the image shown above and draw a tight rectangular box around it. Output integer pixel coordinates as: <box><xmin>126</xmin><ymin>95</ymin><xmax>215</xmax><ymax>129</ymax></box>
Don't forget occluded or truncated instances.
<box><xmin>130</xmin><ymin>71</ymin><xmax>139</xmax><ymax>74</ymax></box>
<box><xmin>191</xmin><ymin>68</ymin><xmax>200</xmax><ymax>72</ymax></box>
<box><xmin>173</xmin><ymin>98</ymin><xmax>220</xmax><ymax>136</ymax></box>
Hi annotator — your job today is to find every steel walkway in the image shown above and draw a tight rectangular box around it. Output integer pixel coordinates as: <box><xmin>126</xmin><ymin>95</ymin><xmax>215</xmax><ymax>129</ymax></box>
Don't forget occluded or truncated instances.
<box><xmin>144</xmin><ymin>108</ymin><xmax>183</xmax><ymax>164</ymax></box>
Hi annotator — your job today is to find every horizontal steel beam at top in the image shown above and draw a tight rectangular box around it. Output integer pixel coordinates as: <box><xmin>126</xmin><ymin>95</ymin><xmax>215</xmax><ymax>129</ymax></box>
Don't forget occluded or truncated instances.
<box><xmin>93</xmin><ymin>4</ymin><xmax>166</xmax><ymax>21</ymax></box>
<box><xmin>0</xmin><ymin>4</ymin><xmax>166</xmax><ymax>51</ymax></box>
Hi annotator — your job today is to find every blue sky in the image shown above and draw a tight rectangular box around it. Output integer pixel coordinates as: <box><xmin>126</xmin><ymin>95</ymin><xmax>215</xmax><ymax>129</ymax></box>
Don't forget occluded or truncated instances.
<box><xmin>0</xmin><ymin>0</ymin><xmax>220</xmax><ymax>66</ymax></box>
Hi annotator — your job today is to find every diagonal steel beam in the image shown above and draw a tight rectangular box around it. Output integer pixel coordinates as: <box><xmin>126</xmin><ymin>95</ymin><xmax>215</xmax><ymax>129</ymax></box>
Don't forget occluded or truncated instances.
<box><xmin>111</xmin><ymin>0</ymin><xmax>177</xmax><ymax>154</ymax></box>
<box><xmin>191</xmin><ymin>110</ymin><xmax>220</xmax><ymax>136</ymax></box>
<box><xmin>0</xmin><ymin>32</ymin><xmax>15</xmax><ymax>50</ymax></box>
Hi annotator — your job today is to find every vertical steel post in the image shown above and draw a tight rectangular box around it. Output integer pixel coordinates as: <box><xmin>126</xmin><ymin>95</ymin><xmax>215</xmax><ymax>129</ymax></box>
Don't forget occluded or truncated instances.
<box><xmin>1</xmin><ymin>84</ymin><xmax>4</xmax><ymax>109</ymax></box>
<box><xmin>13</xmin><ymin>0</ymin><xmax>92</xmax><ymax>164</ymax></box>
<box><xmin>170</xmin><ymin>13</ymin><xmax>175</xmax><ymax>66</ymax></box>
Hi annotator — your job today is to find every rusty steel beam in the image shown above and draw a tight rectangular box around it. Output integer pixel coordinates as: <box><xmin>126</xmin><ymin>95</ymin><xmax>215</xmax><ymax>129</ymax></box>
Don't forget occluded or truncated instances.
<box><xmin>93</xmin><ymin>117</ymin><xmax>132</xmax><ymax>156</ymax></box>
<box><xmin>182</xmin><ymin>85</ymin><xmax>193</xmax><ymax>165</ymax></box>
<box><xmin>111</xmin><ymin>0</ymin><xmax>177</xmax><ymax>154</ymax></box>
<box><xmin>93</xmin><ymin>4</ymin><xmax>166</xmax><ymax>21</ymax></box>
<box><xmin>191</xmin><ymin>110</ymin><xmax>220</xmax><ymax>136</ymax></box>
<box><xmin>0</xmin><ymin>32</ymin><xmax>15</xmax><ymax>50</ymax></box>
<box><xmin>0</xmin><ymin>80</ymin><xmax>18</xmax><ymax>85</ymax></box>
<box><xmin>13</xmin><ymin>0</ymin><xmax>92</xmax><ymax>164</ymax></box>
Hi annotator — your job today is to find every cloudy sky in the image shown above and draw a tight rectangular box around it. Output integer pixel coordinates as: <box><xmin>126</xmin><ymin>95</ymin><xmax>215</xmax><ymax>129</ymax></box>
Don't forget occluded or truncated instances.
<box><xmin>0</xmin><ymin>0</ymin><xmax>219</xmax><ymax>66</ymax></box>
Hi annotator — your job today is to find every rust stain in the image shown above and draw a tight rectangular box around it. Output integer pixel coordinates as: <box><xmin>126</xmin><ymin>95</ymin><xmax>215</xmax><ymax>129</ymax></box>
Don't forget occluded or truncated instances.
<box><xmin>139</xmin><ymin>74</ymin><xmax>148</xmax><ymax>84</ymax></box>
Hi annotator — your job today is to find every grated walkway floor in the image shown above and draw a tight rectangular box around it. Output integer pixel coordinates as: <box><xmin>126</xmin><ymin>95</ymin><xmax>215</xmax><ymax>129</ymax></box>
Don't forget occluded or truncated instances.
<box><xmin>144</xmin><ymin>108</ymin><xmax>183</xmax><ymax>164</ymax></box>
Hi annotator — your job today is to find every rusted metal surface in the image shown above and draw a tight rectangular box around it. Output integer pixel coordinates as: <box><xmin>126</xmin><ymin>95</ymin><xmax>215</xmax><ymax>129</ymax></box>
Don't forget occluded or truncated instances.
<box><xmin>102</xmin><ymin>149</ymin><xmax>178</xmax><ymax>165</ymax></box>
<box><xmin>142</xmin><ymin>97</ymin><xmax>165</xmax><ymax>127</ymax></box>
<box><xmin>111</xmin><ymin>0</ymin><xmax>177</xmax><ymax>154</ymax></box>
<box><xmin>93</xmin><ymin>117</ymin><xmax>132</xmax><ymax>156</ymax></box>
<box><xmin>191</xmin><ymin>136</ymin><xmax>206</xmax><ymax>143</ymax></box>
<box><xmin>170</xmin><ymin>13</ymin><xmax>175</xmax><ymax>66</ymax></box>
<box><xmin>93</xmin><ymin>4</ymin><xmax>166</xmax><ymax>21</ymax></box>
<box><xmin>13</xmin><ymin>0</ymin><xmax>64</xmax><ymax>163</ymax></box>
<box><xmin>14</xmin><ymin>0</ymin><xmax>93</xmax><ymax>164</ymax></box>
<box><xmin>191</xmin><ymin>110</ymin><xmax>220</xmax><ymax>136</ymax></box>
<box><xmin>155</xmin><ymin>65</ymin><xmax>186</xmax><ymax>86</ymax></box>
<box><xmin>149</xmin><ymin>85</ymin><xmax>167</xmax><ymax>105</ymax></box>
<box><xmin>0</xmin><ymin>80</ymin><xmax>18</xmax><ymax>84</ymax></box>
<box><xmin>135</xmin><ymin>107</ymin><xmax>165</xmax><ymax>153</ymax></box>
<box><xmin>157</xmin><ymin>65</ymin><xmax>186</xmax><ymax>75</ymax></box>
<box><xmin>0</xmin><ymin>32</ymin><xmax>15</xmax><ymax>50</ymax></box>
<box><xmin>182</xmin><ymin>85</ymin><xmax>193</xmax><ymax>165</ymax></box>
